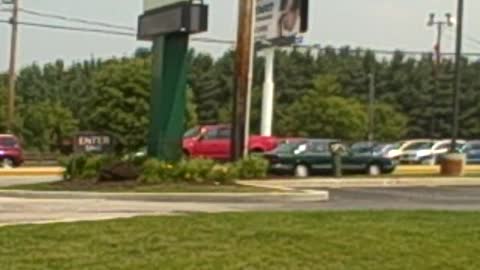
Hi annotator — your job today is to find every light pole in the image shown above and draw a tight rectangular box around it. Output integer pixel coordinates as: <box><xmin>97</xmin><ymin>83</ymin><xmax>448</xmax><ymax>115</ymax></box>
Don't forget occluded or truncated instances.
<box><xmin>427</xmin><ymin>13</ymin><xmax>453</xmax><ymax>138</ymax></box>
<box><xmin>367</xmin><ymin>73</ymin><xmax>375</xmax><ymax>145</ymax></box>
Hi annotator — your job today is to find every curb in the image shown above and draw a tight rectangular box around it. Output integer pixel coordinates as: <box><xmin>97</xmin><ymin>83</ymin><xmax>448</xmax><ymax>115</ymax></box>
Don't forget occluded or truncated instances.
<box><xmin>0</xmin><ymin>167</ymin><xmax>64</xmax><ymax>177</ymax></box>
<box><xmin>239</xmin><ymin>177</ymin><xmax>480</xmax><ymax>189</ymax></box>
<box><xmin>0</xmin><ymin>190</ymin><xmax>329</xmax><ymax>203</ymax></box>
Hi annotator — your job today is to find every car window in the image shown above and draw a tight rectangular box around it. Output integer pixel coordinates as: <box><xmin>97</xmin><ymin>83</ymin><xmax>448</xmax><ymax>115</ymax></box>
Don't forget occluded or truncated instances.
<box><xmin>434</xmin><ymin>142</ymin><xmax>450</xmax><ymax>151</ymax></box>
<box><xmin>404</xmin><ymin>142</ymin><xmax>433</xmax><ymax>151</ymax></box>
<box><xmin>274</xmin><ymin>142</ymin><xmax>303</xmax><ymax>154</ymax></box>
<box><xmin>473</xmin><ymin>144</ymin><xmax>480</xmax><ymax>151</ymax></box>
<box><xmin>311</xmin><ymin>142</ymin><xmax>328</xmax><ymax>153</ymax></box>
<box><xmin>204</xmin><ymin>129</ymin><xmax>218</xmax><ymax>140</ymax></box>
<box><xmin>184</xmin><ymin>127</ymin><xmax>201</xmax><ymax>138</ymax></box>
<box><xmin>0</xmin><ymin>137</ymin><xmax>17</xmax><ymax>147</ymax></box>
<box><xmin>217</xmin><ymin>128</ymin><xmax>231</xmax><ymax>139</ymax></box>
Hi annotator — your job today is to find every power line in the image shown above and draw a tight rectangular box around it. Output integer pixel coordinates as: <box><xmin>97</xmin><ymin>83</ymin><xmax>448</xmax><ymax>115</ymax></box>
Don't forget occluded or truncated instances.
<box><xmin>18</xmin><ymin>7</ymin><xmax>136</xmax><ymax>31</ymax></box>
<box><xmin>0</xmin><ymin>18</ymin><xmax>479</xmax><ymax>55</ymax></box>
<box><xmin>0</xmin><ymin>19</ymin><xmax>235</xmax><ymax>45</ymax></box>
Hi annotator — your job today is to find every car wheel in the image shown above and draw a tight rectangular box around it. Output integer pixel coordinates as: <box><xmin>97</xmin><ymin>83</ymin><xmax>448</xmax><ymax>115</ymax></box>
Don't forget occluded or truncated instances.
<box><xmin>294</xmin><ymin>164</ymin><xmax>310</xmax><ymax>178</ymax></box>
<box><xmin>1</xmin><ymin>158</ymin><xmax>14</xmax><ymax>169</ymax></box>
<box><xmin>367</xmin><ymin>164</ymin><xmax>381</xmax><ymax>176</ymax></box>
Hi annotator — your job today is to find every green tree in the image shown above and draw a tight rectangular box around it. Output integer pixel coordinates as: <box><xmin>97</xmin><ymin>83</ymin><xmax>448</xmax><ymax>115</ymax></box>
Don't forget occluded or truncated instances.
<box><xmin>277</xmin><ymin>76</ymin><xmax>368</xmax><ymax>140</ymax></box>
<box><xmin>373</xmin><ymin>103</ymin><xmax>408</xmax><ymax>141</ymax></box>
<box><xmin>88</xmin><ymin>58</ymin><xmax>151</xmax><ymax>153</ymax></box>
<box><xmin>19</xmin><ymin>101</ymin><xmax>78</xmax><ymax>152</ymax></box>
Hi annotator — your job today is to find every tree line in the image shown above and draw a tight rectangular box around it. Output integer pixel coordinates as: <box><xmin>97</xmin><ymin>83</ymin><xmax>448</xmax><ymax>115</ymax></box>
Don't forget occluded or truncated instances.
<box><xmin>1</xmin><ymin>46</ymin><xmax>479</xmax><ymax>153</ymax></box>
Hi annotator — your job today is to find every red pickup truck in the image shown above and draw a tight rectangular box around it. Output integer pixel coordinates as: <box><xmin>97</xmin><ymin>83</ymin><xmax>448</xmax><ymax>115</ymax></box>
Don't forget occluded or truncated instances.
<box><xmin>183</xmin><ymin>125</ymin><xmax>279</xmax><ymax>160</ymax></box>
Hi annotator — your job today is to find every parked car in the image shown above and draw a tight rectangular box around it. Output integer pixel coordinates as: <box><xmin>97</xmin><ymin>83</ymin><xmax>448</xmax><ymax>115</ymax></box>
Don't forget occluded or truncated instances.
<box><xmin>350</xmin><ymin>141</ymin><xmax>378</xmax><ymax>155</ymax></box>
<box><xmin>0</xmin><ymin>134</ymin><xmax>24</xmax><ymax>168</ymax></box>
<box><xmin>264</xmin><ymin>139</ymin><xmax>396</xmax><ymax>177</ymax></box>
<box><xmin>385</xmin><ymin>139</ymin><xmax>433</xmax><ymax>160</ymax></box>
<box><xmin>371</xmin><ymin>143</ymin><xmax>397</xmax><ymax>158</ymax></box>
<box><xmin>400</xmin><ymin>139</ymin><xmax>466</xmax><ymax>165</ymax></box>
<box><xmin>183</xmin><ymin>125</ymin><xmax>279</xmax><ymax>160</ymax></box>
<box><xmin>461</xmin><ymin>141</ymin><xmax>480</xmax><ymax>164</ymax></box>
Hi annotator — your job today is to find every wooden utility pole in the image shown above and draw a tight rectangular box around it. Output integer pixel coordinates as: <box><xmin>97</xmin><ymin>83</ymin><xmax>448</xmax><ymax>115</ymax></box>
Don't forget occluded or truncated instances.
<box><xmin>451</xmin><ymin>0</ymin><xmax>464</xmax><ymax>152</ymax></box>
<box><xmin>7</xmin><ymin>0</ymin><xmax>19</xmax><ymax>132</ymax></box>
<box><xmin>231</xmin><ymin>0</ymin><xmax>254</xmax><ymax>161</ymax></box>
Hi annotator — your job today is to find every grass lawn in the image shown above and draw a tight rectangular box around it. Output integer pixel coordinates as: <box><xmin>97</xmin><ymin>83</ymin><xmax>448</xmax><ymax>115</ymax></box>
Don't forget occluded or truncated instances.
<box><xmin>2</xmin><ymin>212</ymin><xmax>480</xmax><ymax>270</ymax></box>
<box><xmin>4</xmin><ymin>180</ymin><xmax>268</xmax><ymax>193</ymax></box>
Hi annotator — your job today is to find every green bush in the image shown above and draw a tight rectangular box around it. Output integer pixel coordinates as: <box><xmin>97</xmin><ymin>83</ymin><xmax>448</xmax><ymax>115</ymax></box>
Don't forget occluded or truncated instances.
<box><xmin>176</xmin><ymin>158</ymin><xmax>216</xmax><ymax>184</ymax></box>
<box><xmin>234</xmin><ymin>156</ymin><xmax>269</xmax><ymax>180</ymax></box>
<box><xmin>206</xmin><ymin>164</ymin><xmax>238</xmax><ymax>184</ymax></box>
<box><xmin>61</xmin><ymin>154</ymin><xmax>116</xmax><ymax>181</ymax></box>
<box><xmin>139</xmin><ymin>159</ymin><xmax>176</xmax><ymax>184</ymax></box>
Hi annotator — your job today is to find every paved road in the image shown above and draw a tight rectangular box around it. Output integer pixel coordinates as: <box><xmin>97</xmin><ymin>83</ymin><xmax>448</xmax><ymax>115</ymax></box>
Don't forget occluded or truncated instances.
<box><xmin>312</xmin><ymin>186</ymin><xmax>480</xmax><ymax>210</ymax></box>
<box><xmin>3</xmin><ymin>180</ymin><xmax>480</xmax><ymax>226</ymax></box>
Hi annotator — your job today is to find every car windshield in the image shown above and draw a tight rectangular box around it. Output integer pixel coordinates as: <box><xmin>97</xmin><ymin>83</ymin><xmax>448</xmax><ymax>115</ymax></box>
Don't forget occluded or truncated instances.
<box><xmin>0</xmin><ymin>137</ymin><xmax>17</xmax><ymax>147</ymax></box>
<box><xmin>404</xmin><ymin>142</ymin><xmax>433</xmax><ymax>151</ymax></box>
<box><xmin>183</xmin><ymin>127</ymin><xmax>201</xmax><ymax>138</ymax></box>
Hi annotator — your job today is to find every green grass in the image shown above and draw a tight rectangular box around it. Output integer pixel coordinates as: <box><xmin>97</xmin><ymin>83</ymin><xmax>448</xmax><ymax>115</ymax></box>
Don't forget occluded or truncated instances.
<box><xmin>4</xmin><ymin>180</ymin><xmax>268</xmax><ymax>193</ymax></box>
<box><xmin>2</xmin><ymin>212</ymin><xmax>480</xmax><ymax>270</ymax></box>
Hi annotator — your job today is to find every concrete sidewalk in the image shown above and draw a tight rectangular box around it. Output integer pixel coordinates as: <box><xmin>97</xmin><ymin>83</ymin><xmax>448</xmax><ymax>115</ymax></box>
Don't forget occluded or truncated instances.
<box><xmin>0</xmin><ymin>189</ymin><xmax>329</xmax><ymax>203</ymax></box>
<box><xmin>238</xmin><ymin>177</ymin><xmax>480</xmax><ymax>190</ymax></box>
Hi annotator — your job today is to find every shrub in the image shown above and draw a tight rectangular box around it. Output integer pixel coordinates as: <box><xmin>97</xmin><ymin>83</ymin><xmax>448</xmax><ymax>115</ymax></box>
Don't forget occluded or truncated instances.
<box><xmin>139</xmin><ymin>158</ymin><xmax>176</xmax><ymax>184</ymax></box>
<box><xmin>61</xmin><ymin>154</ymin><xmax>116</xmax><ymax>181</ymax></box>
<box><xmin>234</xmin><ymin>156</ymin><xmax>269</xmax><ymax>180</ymax></box>
<box><xmin>206</xmin><ymin>164</ymin><xmax>238</xmax><ymax>184</ymax></box>
<box><xmin>176</xmin><ymin>158</ymin><xmax>216</xmax><ymax>184</ymax></box>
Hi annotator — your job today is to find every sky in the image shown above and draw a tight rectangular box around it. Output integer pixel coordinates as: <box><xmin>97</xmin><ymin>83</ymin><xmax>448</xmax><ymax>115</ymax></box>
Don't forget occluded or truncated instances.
<box><xmin>1</xmin><ymin>0</ymin><xmax>480</xmax><ymax>71</ymax></box>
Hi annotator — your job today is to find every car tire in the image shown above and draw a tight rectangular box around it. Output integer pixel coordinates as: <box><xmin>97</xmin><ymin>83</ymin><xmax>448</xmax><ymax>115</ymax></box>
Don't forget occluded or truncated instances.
<box><xmin>294</xmin><ymin>164</ymin><xmax>310</xmax><ymax>178</ymax></box>
<box><xmin>1</xmin><ymin>158</ymin><xmax>14</xmax><ymax>169</ymax></box>
<box><xmin>367</xmin><ymin>164</ymin><xmax>381</xmax><ymax>176</ymax></box>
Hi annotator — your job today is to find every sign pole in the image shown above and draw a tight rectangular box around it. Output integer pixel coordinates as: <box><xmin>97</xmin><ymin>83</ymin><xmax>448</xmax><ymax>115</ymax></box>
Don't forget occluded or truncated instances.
<box><xmin>138</xmin><ymin>1</ymin><xmax>208</xmax><ymax>162</ymax></box>
<box><xmin>260</xmin><ymin>48</ymin><xmax>275</xmax><ymax>137</ymax></box>
<box><xmin>147</xmin><ymin>33</ymin><xmax>189</xmax><ymax>162</ymax></box>
<box><xmin>231</xmin><ymin>0</ymin><xmax>255</xmax><ymax>161</ymax></box>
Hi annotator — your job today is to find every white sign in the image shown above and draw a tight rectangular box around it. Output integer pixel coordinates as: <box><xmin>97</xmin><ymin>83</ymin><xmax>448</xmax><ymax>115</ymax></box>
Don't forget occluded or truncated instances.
<box><xmin>144</xmin><ymin>0</ymin><xmax>188</xmax><ymax>12</ymax></box>
<box><xmin>256</xmin><ymin>0</ymin><xmax>307</xmax><ymax>44</ymax></box>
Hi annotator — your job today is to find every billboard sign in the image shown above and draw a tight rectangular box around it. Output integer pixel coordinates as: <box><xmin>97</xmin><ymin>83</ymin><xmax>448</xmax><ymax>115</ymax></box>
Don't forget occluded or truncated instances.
<box><xmin>255</xmin><ymin>0</ymin><xmax>309</xmax><ymax>45</ymax></box>
<box><xmin>144</xmin><ymin>0</ymin><xmax>188</xmax><ymax>12</ymax></box>
<box><xmin>138</xmin><ymin>2</ymin><xmax>208</xmax><ymax>40</ymax></box>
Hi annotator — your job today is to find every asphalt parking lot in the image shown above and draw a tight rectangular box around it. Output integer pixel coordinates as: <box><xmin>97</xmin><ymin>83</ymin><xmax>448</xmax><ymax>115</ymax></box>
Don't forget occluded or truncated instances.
<box><xmin>312</xmin><ymin>186</ymin><xmax>480</xmax><ymax>210</ymax></box>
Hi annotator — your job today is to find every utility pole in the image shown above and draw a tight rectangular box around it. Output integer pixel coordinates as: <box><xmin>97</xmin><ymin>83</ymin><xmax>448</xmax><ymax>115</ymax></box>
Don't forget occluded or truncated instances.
<box><xmin>231</xmin><ymin>0</ymin><xmax>254</xmax><ymax>161</ymax></box>
<box><xmin>243</xmin><ymin>1</ymin><xmax>256</xmax><ymax>157</ymax></box>
<box><xmin>367</xmin><ymin>73</ymin><xmax>375</xmax><ymax>145</ymax></box>
<box><xmin>427</xmin><ymin>13</ymin><xmax>453</xmax><ymax>138</ymax></box>
<box><xmin>451</xmin><ymin>0</ymin><xmax>464</xmax><ymax>152</ymax></box>
<box><xmin>7</xmin><ymin>0</ymin><xmax>19</xmax><ymax>132</ymax></box>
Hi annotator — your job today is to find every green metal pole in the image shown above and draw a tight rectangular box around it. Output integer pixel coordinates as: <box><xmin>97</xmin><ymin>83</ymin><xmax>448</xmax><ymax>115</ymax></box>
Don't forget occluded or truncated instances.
<box><xmin>147</xmin><ymin>33</ymin><xmax>189</xmax><ymax>162</ymax></box>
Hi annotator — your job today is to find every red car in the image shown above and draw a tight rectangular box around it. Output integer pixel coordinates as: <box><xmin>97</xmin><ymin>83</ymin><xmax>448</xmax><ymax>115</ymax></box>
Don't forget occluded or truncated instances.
<box><xmin>0</xmin><ymin>134</ymin><xmax>24</xmax><ymax>168</ymax></box>
<box><xmin>183</xmin><ymin>125</ymin><xmax>279</xmax><ymax>160</ymax></box>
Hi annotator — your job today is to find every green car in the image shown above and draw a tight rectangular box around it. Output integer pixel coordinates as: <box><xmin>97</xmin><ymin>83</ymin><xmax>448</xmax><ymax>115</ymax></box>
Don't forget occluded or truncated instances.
<box><xmin>264</xmin><ymin>139</ymin><xmax>396</xmax><ymax>177</ymax></box>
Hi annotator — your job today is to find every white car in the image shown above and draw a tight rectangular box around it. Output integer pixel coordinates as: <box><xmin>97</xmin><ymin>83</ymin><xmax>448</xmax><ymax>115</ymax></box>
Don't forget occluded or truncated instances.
<box><xmin>385</xmin><ymin>140</ymin><xmax>434</xmax><ymax>160</ymax></box>
<box><xmin>400</xmin><ymin>139</ymin><xmax>466</xmax><ymax>165</ymax></box>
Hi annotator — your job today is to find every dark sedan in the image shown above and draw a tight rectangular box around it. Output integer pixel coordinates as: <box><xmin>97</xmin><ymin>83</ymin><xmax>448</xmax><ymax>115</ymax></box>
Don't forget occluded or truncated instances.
<box><xmin>264</xmin><ymin>139</ymin><xmax>396</xmax><ymax>177</ymax></box>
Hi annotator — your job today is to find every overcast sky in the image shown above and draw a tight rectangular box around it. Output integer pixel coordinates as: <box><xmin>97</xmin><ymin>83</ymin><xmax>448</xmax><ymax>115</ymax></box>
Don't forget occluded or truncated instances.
<box><xmin>1</xmin><ymin>0</ymin><xmax>480</xmax><ymax>71</ymax></box>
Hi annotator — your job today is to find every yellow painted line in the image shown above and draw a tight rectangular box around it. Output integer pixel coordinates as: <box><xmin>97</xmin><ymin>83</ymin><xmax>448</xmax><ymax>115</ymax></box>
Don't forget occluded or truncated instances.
<box><xmin>0</xmin><ymin>167</ymin><xmax>64</xmax><ymax>177</ymax></box>
<box><xmin>394</xmin><ymin>165</ymin><xmax>480</xmax><ymax>175</ymax></box>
